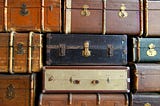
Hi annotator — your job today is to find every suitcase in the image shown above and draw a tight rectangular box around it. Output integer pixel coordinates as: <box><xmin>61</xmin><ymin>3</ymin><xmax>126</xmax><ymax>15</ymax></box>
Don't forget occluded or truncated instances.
<box><xmin>42</xmin><ymin>66</ymin><xmax>130</xmax><ymax>93</ymax></box>
<box><xmin>0</xmin><ymin>32</ymin><xmax>43</xmax><ymax>73</ymax></box>
<box><xmin>42</xmin><ymin>0</ymin><xmax>61</xmax><ymax>32</ymax></box>
<box><xmin>7</xmin><ymin>0</ymin><xmax>41</xmax><ymax>32</ymax></box>
<box><xmin>46</xmin><ymin>34</ymin><xmax>127</xmax><ymax>65</ymax></box>
<box><xmin>132</xmin><ymin>37</ymin><xmax>160</xmax><ymax>62</ymax></box>
<box><xmin>0</xmin><ymin>74</ymin><xmax>36</xmax><ymax>106</ymax></box>
<box><xmin>6</xmin><ymin>0</ymin><xmax>61</xmax><ymax>32</ymax></box>
<box><xmin>0</xmin><ymin>0</ymin><xmax>4</xmax><ymax>31</ymax></box>
<box><xmin>144</xmin><ymin>0</ymin><xmax>160</xmax><ymax>36</ymax></box>
<box><xmin>131</xmin><ymin>93</ymin><xmax>160</xmax><ymax>106</ymax></box>
<box><xmin>130</xmin><ymin>63</ymin><xmax>160</xmax><ymax>93</ymax></box>
<box><xmin>39</xmin><ymin>93</ymin><xmax>129</xmax><ymax>106</ymax></box>
<box><xmin>64</xmin><ymin>0</ymin><xmax>143</xmax><ymax>35</ymax></box>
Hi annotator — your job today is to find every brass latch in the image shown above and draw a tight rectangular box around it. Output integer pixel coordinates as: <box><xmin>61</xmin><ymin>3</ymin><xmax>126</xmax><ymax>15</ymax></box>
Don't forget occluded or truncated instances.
<box><xmin>20</xmin><ymin>3</ymin><xmax>29</xmax><ymax>16</ymax></box>
<box><xmin>82</xmin><ymin>41</ymin><xmax>91</xmax><ymax>57</ymax></box>
<box><xmin>81</xmin><ymin>5</ymin><xmax>90</xmax><ymax>16</ymax></box>
<box><xmin>144</xmin><ymin>103</ymin><xmax>151</xmax><ymax>106</ymax></box>
<box><xmin>6</xmin><ymin>84</ymin><xmax>15</xmax><ymax>100</ymax></box>
<box><xmin>147</xmin><ymin>43</ymin><xmax>157</xmax><ymax>56</ymax></box>
<box><xmin>59</xmin><ymin>44</ymin><xmax>66</xmax><ymax>56</ymax></box>
<box><xmin>16</xmin><ymin>43</ymin><xmax>25</xmax><ymax>54</ymax></box>
<box><xmin>119</xmin><ymin>4</ymin><xmax>128</xmax><ymax>18</ymax></box>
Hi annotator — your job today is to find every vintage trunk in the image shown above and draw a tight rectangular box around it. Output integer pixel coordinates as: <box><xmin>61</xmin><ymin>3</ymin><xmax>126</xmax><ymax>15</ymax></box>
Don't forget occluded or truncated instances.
<box><xmin>105</xmin><ymin>0</ymin><xmax>143</xmax><ymax>35</ymax></box>
<box><xmin>130</xmin><ymin>63</ymin><xmax>160</xmax><ymax>93</ymax></box>
<box><xmin>132</xmin><ymin>37</ymin><xmax>160</xmax><ymax>62</ymax></box>
<box><xmin>46</xmin><ymin>34</ymin><xmax>127</xmax><ymax>65</ymax></box>
<box><xmin>7</xmin><ymin>0</ymin><xmax>41</xmax><ymax>32</ymax></box>
<box><xmin>43</xmin><ymin>66</ymin><xmax>130</xmax><ymax>93</ymax></box>
<box><xmin>39</xmin><ymin>93</ymin><xmax>129</xmax><ymax>106</ymax></box>
<box><xmin>0</xmin><ymin>74</ymin><xmax>36</xmax><ymax>106</ymax></box>
<box><xmin>64</xmin><ymin>0</ymin><xmax>143</xmax><ymax>35</ymax></box>
<box><xmin>64</xmin><ymin>0</ymin><xmax>104</xmax><ymax>34</ymax></box>
<box><xmin>0</xmin><ymin>32</ymin><xmax>42</xmax><ymax>73</ymax></box>
<box><xmin>0</xmin><ymin>33</ymin><xmax>10</xmax><ymax>72</ymax></box>
<box><xmin>0</xmin><ymin>0</ymin><xmax>4</xmax><ymax>31</ymax></box>
<box><xmin>42</xmin><ymin>0</ymin><xmax>61</xmax><ymax>32</ymax></box>
<box><xmin>131</xmin><ymin>93</ymin><xmax>160</xmax><ymax>106</ymax></box>
<box><xmin>144</xmin><ymin>0</ymin><xmax>160</xmax><ymax>36</ymax></box>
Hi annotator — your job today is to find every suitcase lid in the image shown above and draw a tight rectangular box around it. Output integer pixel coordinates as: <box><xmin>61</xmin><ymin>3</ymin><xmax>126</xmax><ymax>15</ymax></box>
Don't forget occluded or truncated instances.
<box><xmin>65</xmin><ymin>0</ymin><xmax>103</xmax><ymax>9</ymax></box>
<box><xmin>0</xmin><ymin>75</ymin><xmax>31</xmax><ymax>89</ymax></box>
<box><xmin>137</xmin><ymin>38</ymin><xmax>160</xmax><ymax>48</ymax></box>
<box><xmin>0</xmin><ymin>33</ymin><xmax>10</xmax><ymax>47</ymax></box>
<box><xmin>105</xmin><ymin>0</ymin><xmax>141</xmax><ymax>10</ymax></box>
<box><xmin>148</xmin><ymin>1</ymin><xmax>160</xmax><ymax>10</ymax></box>
<box><xmin>8</xmin><ymin>0</ymin><xmax>41</xmax><ymax>7</ymax></box>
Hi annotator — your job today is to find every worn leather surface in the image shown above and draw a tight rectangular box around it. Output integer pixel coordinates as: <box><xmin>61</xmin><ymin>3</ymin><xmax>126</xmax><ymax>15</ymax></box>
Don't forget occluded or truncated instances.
<box><xmin>131</xmin><ymin>63</ymin><xmax>160</xmax><ymax>92</ymax></box>
<box><xmin>0</xmin><ymin>33</ymin><xmax>10</xmax><ymax>72</ymax></box>
<box><xmin>40</xmin><ymin>94</ymin><xmax>128</xmax><ymax>106</ymax></box>
<box><xmin>0</xmin><ymin>74</ymin><xmax>35</xmax><ymax>106</ymax></box>
<box><xmin>133</xmin><ymin>37</ymin><xmax>160</xmax><ymax>62</ymax></box>
<box><xmin>46</xmin><ymin>34</ymin><xmax>127</xmax><ymax>65</ymax></box>
<box><xmin>132</xmin><ymin>93</ymin><xmax>160</xmax><ymax>106</ymax></box>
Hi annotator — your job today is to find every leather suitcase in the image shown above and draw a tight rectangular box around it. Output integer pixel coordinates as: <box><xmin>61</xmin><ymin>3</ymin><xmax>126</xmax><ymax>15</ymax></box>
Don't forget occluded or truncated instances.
<box><xmin>42</xmin><ymin>66</ymin><xmax>130</xmax><ymax>93</ymax></box>
<box><xmin>64</xmin><ymin>0</ymin><xmax>143</xmax><ymax>35</ymax></box>
<box><xmin>0</xmin><ymin>32</ymin><xmax>43</xmax><ymax>73</ymax></box>
<box><xmin>6</xmin><ymin>0</ymin><xmax>41</xmax><ymax>32</ymax></box>
<box><xmin>132</xmin><ymin>37</ymin><xmax>160</xmax><ymax>62</ymax></box>
<box><xmin>42</xmin><ymin>0</ymin><xmax>61</xmax><ymax>32</ymax></box>
<box><xmin>130</xmin><ymin>63</ymin><xmax>160</xmax><ymax>93</ymax></box>
<box><xmin>46</xmin><ymin>34</ymin><xmax>127</xmax><ymax>65</ymax></box>
<box><xmin>131</xmin><ymin>93</ymin><xmax>160</xmax><ymax>106</ymax></box>
<box><xmin>144</xmin><ymin>0</ymin><xmax>160</xmax><ymax>36</ymax></box>
<box><xmin>39</xmin><ymin>93</ymin><xmax>129</xmax><ymax>106</ymax></box>
<box><xmin>0</xmin><ymin>33</ymin><xmax>10</xmax><ymax>72</ymax></box>
<box><xmin>0</xmin><ymin>0</ymin><xmax>4</xmax><ymax>31</ymax></box>
<box><xmin>0</xmin><ymin>74</ymin><xmax>36</xmax><ymax>106</ymax></box>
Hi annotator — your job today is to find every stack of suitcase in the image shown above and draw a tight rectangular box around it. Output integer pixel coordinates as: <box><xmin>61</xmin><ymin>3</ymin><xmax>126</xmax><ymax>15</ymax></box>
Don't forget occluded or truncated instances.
<box><xmin>0</xmin><ymin>0</ymin><xmax>160</xmax><ymax>106</ymax></box>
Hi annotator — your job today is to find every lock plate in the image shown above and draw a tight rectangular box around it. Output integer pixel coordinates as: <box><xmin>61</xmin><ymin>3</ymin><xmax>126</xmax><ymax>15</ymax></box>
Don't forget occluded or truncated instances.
<box><xmin>82</xmin><ymin>41</ymin><xmax>91</xmax><ymax>57</ymax></box>
<box><xmin>6</xmin><ymin>84</ymin><xmax>15</xmax><ymax>100</ymax></box>
<box><xmin>81</xmin><ymin>5</ymin><xmax>90</xmax><ymax>16</ymax></box>
<box><xmin>20</xmin><ymin>3</ymin><xmax>29</xmax><ymax>16</ymax></box>
<box><xmin>147</xmin><ymin>43</ymin><xmax>157</xmax><ymax>56</ymax></box>
<box><xmin>119</xmin><ymin>4</ymin><xmax>128</xmax><ymax>18</ymax></box>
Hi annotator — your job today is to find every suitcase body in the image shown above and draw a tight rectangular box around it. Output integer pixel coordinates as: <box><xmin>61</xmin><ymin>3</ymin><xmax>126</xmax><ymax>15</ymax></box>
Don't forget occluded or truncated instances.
<box><xmin>46</xmin><ymin>34</ymin><xmax>127</xmax><ymax>65</ymax></box>
<box><xmin>0</xmin><ymin>33</ymin><xmax>10</xmax><ymax>72</ymax></box>
<box><xmin>0</xmin><ymin>32</ymin><xmax>42</xmax><ymax>73</ymax></box>
<box><xmin>39</xmin><ymin>94</ymin><xmax>129</xmax><ymax>106</ymax></box>
<box><xmin>130</xmin><ymin>63</ymin><xmax>160</xmax><ymax>93</ymax></box>
<box><xmin>131</xmin><ymin>93</ymin><xmax>160</xmax><ymax>106</ymax></box>
<box><xmin>144</xmin><ymin>0</ymin><xmax>160</xmax><ymax>36</ymax></box>
<box><xmin>7</xmin><ymin>0</ymin><xmax>41</xmax><ymax>32</ymax></box>
<box><xmin>133</xmin><ymin>37</ymin><xmax>160</xmax><ymax>62</ymax></box>
<box><xmin>43</xmin><ymin>66</ymin><xmax>130</xmax><ymax>93</ymax></box>
<box><xmin>42</xmin><ymin>0</ymin><xmax>61</xmax><ymax>32</ymax></box>
<box><xmin>0</xmin><ymin>74</ymin><xmax>36</xmax><ymax>106</ymax></box>
<box><xmin>64</xmin><ymin>0</ymin><xmax>143</xmax><ymax>35</ymax></box>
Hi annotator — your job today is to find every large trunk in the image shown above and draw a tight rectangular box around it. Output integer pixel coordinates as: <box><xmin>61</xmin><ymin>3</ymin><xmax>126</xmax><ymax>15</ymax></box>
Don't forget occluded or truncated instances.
<box><xmin>0</xmin><ymin>74</ymin><xmax>36</xmax><ymax>106</ymax></box>
<box><xmin>46</xmin><ymin>34</ymin><xmax>127</xmax><ymax>65</ymax></box>
<box><xmin>39</xmin><ymin>93</ymin><xmax>129</xmax><ymax>106</ymax></box>
<box><xmin>43</xmin><ymin>66</ymin><xmax>130</xmax><ymax>93</ymax></box>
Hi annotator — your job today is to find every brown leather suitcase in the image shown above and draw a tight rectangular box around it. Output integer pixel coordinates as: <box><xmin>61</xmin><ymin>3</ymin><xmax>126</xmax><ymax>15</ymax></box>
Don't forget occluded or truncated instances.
<box><xmin>130</xmin><ymin>63</ymin><xmax>160</xmax><ymax>93</ymax></box>
<box><xmin>0</xmin><ymin>0</ymin><xmax>4</xmax><ymax>31</ymax></box>
<box><xmin>144</xmin><ymin>0</ymin><xmax>160</xmax><ymax>36</ymax></box>
<box><xmin>64</xmin><ymin>0</ymin><xmax>143</xmax><ymax>35</ymax></box>
<box><xmin>0</xmin><ymin>74</ymin><xmax>36</xmax><ymax>106</ymax></box>
<box><xmin>6</xmin><ymin>0</ymin><xmax>41</xmax><ymax>32</ymax></box>
<box><xmin>0</xmin><ymin>32</ymin><xmax>43</xmax><ymax>73</ymax></box>
<box><xmin>42</xmin><ymin>0</ymin><xmax>61</xmax><ymax>32</ymax></box>
<box><xmin>131</xmin><ymin>93</ymin><xmax>160</xmax><ymax>106</ymax></box>
<box><xmin>0</xmin><ymin>33</ymin><xmax>10</xmax><ymax>72</ymax></box>
<box><xmin>39</xmin><ymin>93</ymin><xmax>129</xmax><ymax>106</ymax></box>
<box><xmin>43</xmin><ymin>66</ymin><xmax>130</xmax><ymax>93</ymax></box>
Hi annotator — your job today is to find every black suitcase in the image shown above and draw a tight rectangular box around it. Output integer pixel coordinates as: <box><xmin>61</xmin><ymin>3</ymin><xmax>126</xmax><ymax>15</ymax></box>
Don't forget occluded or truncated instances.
<box><xmin>46</xmin><ymin>34</ymin><xmax>127</xmax><ymax>65</ymax></box>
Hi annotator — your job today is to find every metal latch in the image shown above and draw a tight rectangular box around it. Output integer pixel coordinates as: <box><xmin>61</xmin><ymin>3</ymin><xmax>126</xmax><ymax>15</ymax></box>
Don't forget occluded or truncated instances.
<box><xmin>16</xmin><ymin>43</ymin><xmax>25</xmax><ymax>54</ymax></box>
<box><xmin>59</xmin><ymin>44</ymin><xmax>66</xmax><ymax>56</ymax></box>
<box><xmin>119</xmin><ymin>4</ymin><xmax>128</xmax><ymax>18</ymax></box>
<box><xmin>6</xmin><ymin>84</ymin><xmax>15</xmax><ymax>100</ymax></box>
<box><xmin>82</xmin><ymin>41</ymin><xmax>91</xmax><ymax>57</ymax></box>
<box><xmin>147</xmin><ymin>43</ymin><xmax>157</xmax><ymax>56</ymax></box>
<box><xmin>20</xmin><ymin>3</ymin><xmax>29</xmax><ymax>16</ymax></box>
<box><xmin>81</xmin><ymin>5</ymin><xmax>90</xmax><ymax>16</ymax></box>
